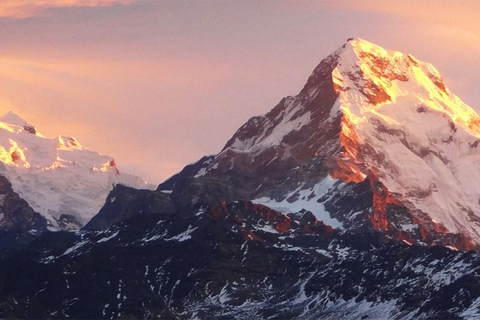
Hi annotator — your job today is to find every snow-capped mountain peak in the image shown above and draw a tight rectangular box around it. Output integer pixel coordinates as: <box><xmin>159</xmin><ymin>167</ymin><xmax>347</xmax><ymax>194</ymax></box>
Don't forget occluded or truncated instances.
<box><xmin>329</xmin><ymin>39</ymin><xmax>480</xmax><ymax>248</ymax></box>
<box><xmin>0</xmin><ymin>111</ymin><xmax>155</xmax><ymax>231</ymax></box>
<box><xmin>333</xmin><ymin>38</ymin><xmax>478</xmax><ymax>133</ymax></box>
<box><xmin>0</xmin><ymin>111</ymin><xmax>34</xmax><ymax>128</ymax></box>
<box><xmin>163</xmin><ymin>39</ymin><xmax>480</xmax><ymax>250</ymax></box>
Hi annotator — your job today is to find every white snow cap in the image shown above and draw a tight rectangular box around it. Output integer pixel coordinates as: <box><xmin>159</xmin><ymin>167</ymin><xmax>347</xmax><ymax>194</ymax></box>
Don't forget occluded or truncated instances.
<box><xmin>0</xmin><ymin>111</ymin><xmax>155</xmax><ymax>231</ymax></box>
<box><xmin>0</xmin><ymin>111</ymin><xmax>32</xmax><ymax>127</ymax></box>
<box><xmin>333</xmin><ymin>38</ymin><xmax>480</xmax><ymax>244</ymax></box>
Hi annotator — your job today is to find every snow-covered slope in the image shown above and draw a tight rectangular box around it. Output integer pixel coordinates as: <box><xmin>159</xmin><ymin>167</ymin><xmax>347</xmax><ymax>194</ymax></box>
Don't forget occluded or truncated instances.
<box><xmin>329</xmin><ymin>39</ymin><xmax>480</xmax><ymax>247</ymax></box>
<box><xmin>0</xmin><ymin>111</ymin><xmax>154</xmax><ymax>230</ymax></box>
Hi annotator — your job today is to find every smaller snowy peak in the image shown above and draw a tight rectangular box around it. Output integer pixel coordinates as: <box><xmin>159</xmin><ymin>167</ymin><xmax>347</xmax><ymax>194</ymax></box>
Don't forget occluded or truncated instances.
<box><xmin>0</xmin><ymin>111</ymin><xmax>40</xmax><ymax>136</ymax></box>
<box><xmin>0</xmin><ymin>111</ymin><xmax>155</xmax><ymax>231</ymax></box>
<box><xmin>0</xmin><ymin>111</ymin><xmax>31</xmax><ymax>127</ymax></box>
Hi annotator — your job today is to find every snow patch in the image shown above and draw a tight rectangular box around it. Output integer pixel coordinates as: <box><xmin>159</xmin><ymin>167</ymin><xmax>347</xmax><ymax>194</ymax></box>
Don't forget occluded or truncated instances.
<box><xmin>253</xmin><ymin>176</ymin><xmax>344</xmax><ymax>229</ymax></box>
<box><xmin>97</xmin><ymin>230</ymin><xmax>119</xmax><ymax>243</ymax></box>
<box><xmin>165</xmin><ymin>225</ymin><xmax>198</xmax><ymax>242</ymax></box>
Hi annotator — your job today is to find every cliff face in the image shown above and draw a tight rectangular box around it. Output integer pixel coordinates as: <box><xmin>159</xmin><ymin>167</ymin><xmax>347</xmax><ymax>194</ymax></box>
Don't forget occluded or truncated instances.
<box><xmin>0</xmin><ymin>174</ymin><xmax>46</xmax><ymax>233</ymax></box>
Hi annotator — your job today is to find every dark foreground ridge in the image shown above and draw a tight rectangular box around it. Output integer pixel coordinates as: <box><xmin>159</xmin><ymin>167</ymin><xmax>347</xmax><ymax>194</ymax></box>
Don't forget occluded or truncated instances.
<box><xmin>0</xmin><ymin>201</ymin><xmax>480</xmax><ymax>319</ymax></box>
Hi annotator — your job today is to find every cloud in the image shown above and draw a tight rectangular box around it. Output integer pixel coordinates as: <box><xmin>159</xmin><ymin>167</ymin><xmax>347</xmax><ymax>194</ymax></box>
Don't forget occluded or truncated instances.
<box><xmin>0</xmin><ymin>0</ymin><xmax>133</xmax><ymax>18</ymax></box>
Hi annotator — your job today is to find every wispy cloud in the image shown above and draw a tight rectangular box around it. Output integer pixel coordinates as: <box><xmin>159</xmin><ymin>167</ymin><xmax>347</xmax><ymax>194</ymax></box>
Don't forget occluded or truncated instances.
<box><xmin>0</xmin><ymin>0</ymin><xmax>134</xmax><ymax>18</ymax></box>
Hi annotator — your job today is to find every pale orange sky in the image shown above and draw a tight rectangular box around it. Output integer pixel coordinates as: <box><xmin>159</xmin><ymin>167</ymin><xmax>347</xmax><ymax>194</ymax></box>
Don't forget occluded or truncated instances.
<box><xmin>1</xmin><ymin>0</ymin><xmax>479</xmax><ymax>183</ymax></box>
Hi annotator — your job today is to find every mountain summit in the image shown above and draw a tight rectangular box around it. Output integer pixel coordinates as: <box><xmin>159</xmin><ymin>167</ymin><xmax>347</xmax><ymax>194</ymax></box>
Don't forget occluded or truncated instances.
<box><xmin>160</xmin><ymin>38</ymin><xmax>480</xmax><ymax>250</ymax></box>
<box><xmin>0</xmin><ymin>111</ymin><xmax>33</xmax><ymax>128</ymax></box>
<box><xmin>330</xmin><ymin>39</ymin><xmax>480</xmax><ymax>248</ymax></box>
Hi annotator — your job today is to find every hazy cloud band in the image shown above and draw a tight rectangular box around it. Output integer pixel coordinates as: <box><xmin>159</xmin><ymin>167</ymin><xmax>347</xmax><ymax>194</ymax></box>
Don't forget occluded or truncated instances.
<box><xmin>0</xmin><ymin>0</ymin><xmax>133</xmax><ymax>18</ymax></box>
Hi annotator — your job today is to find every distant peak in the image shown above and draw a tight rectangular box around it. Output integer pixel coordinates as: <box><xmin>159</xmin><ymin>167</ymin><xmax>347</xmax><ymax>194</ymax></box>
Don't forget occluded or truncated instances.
<box><xmin>0</xmin><ymin>111</ymin><xmax>31</xmax><ymax>127</ymax></box>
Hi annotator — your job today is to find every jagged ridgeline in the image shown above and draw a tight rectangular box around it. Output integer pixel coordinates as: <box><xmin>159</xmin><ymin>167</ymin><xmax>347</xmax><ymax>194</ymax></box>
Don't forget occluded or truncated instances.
<box><xmin>2</xmin><ymin>39</ymin><xmax>480</xmax><ymax>319</ymax></box>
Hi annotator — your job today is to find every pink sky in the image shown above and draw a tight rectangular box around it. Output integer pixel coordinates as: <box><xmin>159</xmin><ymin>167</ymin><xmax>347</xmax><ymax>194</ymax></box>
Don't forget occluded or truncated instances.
<box><xmin>1</xmin><ymin>0</ymin><xmax>479</xmax><ymax>183</ymax></box>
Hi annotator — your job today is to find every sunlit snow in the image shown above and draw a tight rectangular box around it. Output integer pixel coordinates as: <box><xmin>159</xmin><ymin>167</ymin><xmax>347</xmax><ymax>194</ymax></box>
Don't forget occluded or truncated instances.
<box><xmin>0</xmin><ymin>111</ymin><xmax>155</xmax><ymax>230</ymax></box>
<box><xmin>331</xmin><ymin>38</ymin><xmax>480</xmax><ymax>244</ymax></box>
<box><xmin>253</xmin><ymin>176</ymin><xmax>344</xmax><ymax>229</ymax></box>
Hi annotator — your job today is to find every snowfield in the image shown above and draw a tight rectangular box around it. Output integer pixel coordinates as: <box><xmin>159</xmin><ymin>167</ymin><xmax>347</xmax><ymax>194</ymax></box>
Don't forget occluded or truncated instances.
<box><xmin>0</xmin><ymin>111</ymin><xmax>155</xmax><ymax>230</ymax></box>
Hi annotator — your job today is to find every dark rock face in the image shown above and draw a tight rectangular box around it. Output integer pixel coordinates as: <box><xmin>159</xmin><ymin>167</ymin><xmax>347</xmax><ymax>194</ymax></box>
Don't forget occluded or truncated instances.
<box><xmin>0</xmin><ymin>175</ymin><xmax>46</xmax><ymax>233</ymax></box>
<box><xmin>23</xmin><ymin>124</ymin><xmax>37</xmax><ymax>135</ymax></box>
<box><xmin>0</xmin><ymin>202</ymin><xmax>480</xmax><ymax>319</ymax></box>
<box><xmin>321</xmin><ymin>179</ymin><xmax>375</xmax><ymax>232</ymax></box>
<box><xmin>0</xmin><ymin>175</ymin><xmax>47</xmax><ymax>258</ymax></box>
<box><xmin>83</xmin><ymin>184</ymin><xmax>173</xmax><ymax>231</ymax></box>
